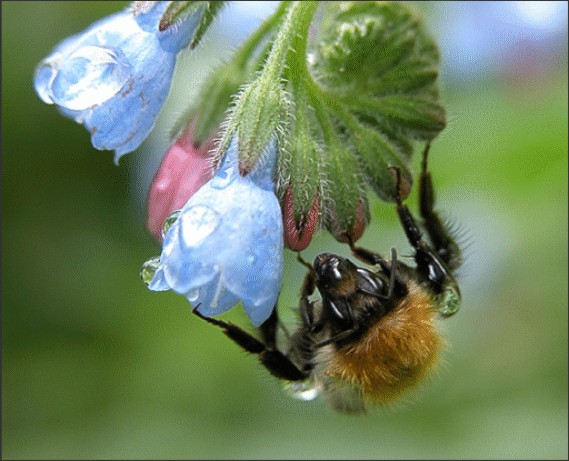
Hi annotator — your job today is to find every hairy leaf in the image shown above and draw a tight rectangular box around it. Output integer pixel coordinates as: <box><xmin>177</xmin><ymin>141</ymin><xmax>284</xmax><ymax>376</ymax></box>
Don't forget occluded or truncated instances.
<box><xmin>313</xmin><ymin>1</ymin><xmax>445</xmax><ymax>139</ymax></box>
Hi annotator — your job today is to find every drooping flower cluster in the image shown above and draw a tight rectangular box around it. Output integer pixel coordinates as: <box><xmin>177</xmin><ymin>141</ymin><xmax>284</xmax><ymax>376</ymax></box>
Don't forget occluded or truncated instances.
<box><xmin>34</xmin><ymin>1</ymin><xmax>447</xmax><ymax>327</ymax></box>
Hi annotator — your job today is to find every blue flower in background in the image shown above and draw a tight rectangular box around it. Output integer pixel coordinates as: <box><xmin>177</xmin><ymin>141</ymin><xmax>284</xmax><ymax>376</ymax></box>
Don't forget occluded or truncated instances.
<box><xmin>148</xmin><ymin>137</ymin><xmax>284</xmax><ymax>327</ymax></box>
<box><xmin>33</xmin><ymin>1</ymin><xmax>205</xmax><ymax>162</ymax></box>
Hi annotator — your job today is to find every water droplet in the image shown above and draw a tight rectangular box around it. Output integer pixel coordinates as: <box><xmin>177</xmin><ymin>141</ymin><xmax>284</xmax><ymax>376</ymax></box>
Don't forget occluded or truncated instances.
<box><xmin>34</xmin><ymin>61</ymin><xmax>58</xmax><ymax>104</ymax></box>
<box><xmin>162</xmin><ymin>210</ymin><xmax>181</xmax><ymax>238</ymax></box>
<box><xmin>187</xmin><ymin>289</ymin><xmax>200</xmax><ymax>302</ymax></box>
<box><xmin>438</xmin><ymin>286</ymin><xmax>460</xmax><ymax>317</ymax></box>
<box><xmin>283</xmin><ymin>380</ymin><xmax>320</xmax><ymax>401</ymax></box>
<box><xmin>51</xmin><ymin>45</ymin><xmax>132</xmax><ymax>111</ymax></box>
<box><xmin>140</xmin><ymin>257</ymin><xmax>161</xmax><ymax>285</ymax></box>
<box><xmin>181</xmin><ymin>205</ymin><xmax>220</xmax><ymax>247</ymax></box>
<box><xmin>211</xmin><ymin>166</ymin><xmax>235</xmax><ymax>190</ymax></box>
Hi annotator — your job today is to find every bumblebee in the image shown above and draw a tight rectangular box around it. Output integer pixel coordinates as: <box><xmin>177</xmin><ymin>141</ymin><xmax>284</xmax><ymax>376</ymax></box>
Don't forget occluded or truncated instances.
<box><xmin>192</xmin><ymin>143</ymin><xmax>462</xmax><ymax>413</ymax></box>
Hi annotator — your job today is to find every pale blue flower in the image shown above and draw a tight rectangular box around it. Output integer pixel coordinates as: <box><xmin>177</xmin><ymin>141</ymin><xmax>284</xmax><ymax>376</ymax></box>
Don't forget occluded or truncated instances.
<box><xmin>33</xmin><ymin>2</ymin><xmax>204</xmax><ymax>162</ymax></box>
<box><xmin>148</xmin><ymin>137</ymin><xmax>284</xmax><ymax>326</ymax></box>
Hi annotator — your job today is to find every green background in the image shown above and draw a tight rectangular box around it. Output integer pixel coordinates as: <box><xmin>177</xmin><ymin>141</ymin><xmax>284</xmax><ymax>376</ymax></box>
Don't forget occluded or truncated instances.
<box><xmin>3</xmin><ymin>2</ymin><xmax>568</xmax><ymax>459</ymax></box>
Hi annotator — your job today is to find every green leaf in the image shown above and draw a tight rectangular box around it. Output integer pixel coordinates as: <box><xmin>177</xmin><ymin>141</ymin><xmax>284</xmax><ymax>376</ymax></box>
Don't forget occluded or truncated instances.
<box><xmin>312</xmin><ymin>1</ymin><xmax>446</xmax><ymax>140</ymax></box>
<box><xmin>159</xmin><ymin>1</ymin><xmax>226</xmax><ymax>49</ymax></box>
<box><xmin>350</xmin><ymin>123</ymin><xmax>413</xmax><ymax>201</ymax></box>
<box><xmin>351</xmin><ymin>94</ymin><xmax>446</xmax><ymax>140</ymax></box>
<box><xmin>188</xmin><ymin>1</ymin><xmax>227</xmax><ymax>49</ymax></box>
<box><xmin>318</xmin><ymin>18</ymin><xmax>415</xmax><ymax>93</ymax></box>
<box><xmin>366</xmin><ymin>59</ymin><xmax>439</xmax><ymax>96</ymax></box>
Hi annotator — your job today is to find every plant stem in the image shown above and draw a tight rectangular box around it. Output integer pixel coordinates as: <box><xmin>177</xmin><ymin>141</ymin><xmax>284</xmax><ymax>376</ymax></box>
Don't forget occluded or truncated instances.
<box><xmin>261</xmin><ymin>1</ymin><xmax>318</xmax><ymax>84</ymax></box>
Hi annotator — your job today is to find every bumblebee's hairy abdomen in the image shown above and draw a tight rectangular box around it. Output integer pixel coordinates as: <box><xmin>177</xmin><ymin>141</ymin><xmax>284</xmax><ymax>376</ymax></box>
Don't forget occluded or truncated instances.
<box><xmin>325</xmin><ymin>281</ymin><xmax>443</xmax><ymax>405</ymax></box>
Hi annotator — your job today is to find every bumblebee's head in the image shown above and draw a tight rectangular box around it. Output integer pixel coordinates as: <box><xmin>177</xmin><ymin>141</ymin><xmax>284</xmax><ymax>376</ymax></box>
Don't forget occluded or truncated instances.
<box><xmin>313</xmin><ymin>253</ymin><xmax>359</xmax><ymax>297</ymax></box>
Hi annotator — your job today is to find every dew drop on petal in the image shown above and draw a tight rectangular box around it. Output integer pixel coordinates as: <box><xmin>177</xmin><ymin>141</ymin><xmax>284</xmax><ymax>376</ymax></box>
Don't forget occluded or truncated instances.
<box><xmin>162</xmin><ymin>210</ymin><xmax>181</xmax><ymax>239</ymax></box>
<box><xmin>187</xmin><ymin>288</ymin><xmax>200</xmax><ymax>302</ymax></box>
<box><xmin>181</xmin><ymin>205</ymin><xmax>220</xmax><ymax>247</ymax></box>
<box><xmin>34</xmin><ymin>61</ymin><xmax>58</xmax><ymax>104</ymax></box>
<box><xmin>210</xmin><ymin>166</ymin><xmax>235</xmax><ymax>190</ymax></box>
<box><xmin>140</xmin><ymin>257</ymin><xmax>161</xmax><ymax>285</ymax></box>
<box><xmin>283</xmin><ymin>380</ymin><xmax>320</xmax><ymax>401</ymax></box>
<box><xmin>51</xmin><ymin>45</ymin><xmax>132</xmax><ymax>111</ymax></box>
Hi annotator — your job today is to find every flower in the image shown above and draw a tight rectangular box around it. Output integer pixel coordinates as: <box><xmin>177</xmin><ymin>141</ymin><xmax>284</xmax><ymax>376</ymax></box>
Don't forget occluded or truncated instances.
<box><xmin>146</xmin><ymin>124</ymin><xmax>215</xmax><ymax>242</ymax></box>
<box><xmin>147</xmin><ymin>136</ymin><xmax>284</xmax><ymax>327</ymax></box>
<box><xmin>33</xmin><ymin>1</ymin><xmax>205</xmax><ymax>162</ymax></box>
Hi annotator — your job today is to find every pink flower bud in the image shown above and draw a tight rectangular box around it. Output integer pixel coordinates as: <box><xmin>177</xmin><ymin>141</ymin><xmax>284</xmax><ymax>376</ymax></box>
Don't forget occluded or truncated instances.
<box><xmin>282</xmin><ymin>187</ymin><xmax>319</xmax><ymax>251</ymax></box>
<box><xmin>329</xmin><ymin>199</ymin><xmax>369</xmax><ymax>244</ymax></box>
<box><xmin>146</xmin><ymin>125</ymin><xmax>215</xmax><ymax>241</ymax></box>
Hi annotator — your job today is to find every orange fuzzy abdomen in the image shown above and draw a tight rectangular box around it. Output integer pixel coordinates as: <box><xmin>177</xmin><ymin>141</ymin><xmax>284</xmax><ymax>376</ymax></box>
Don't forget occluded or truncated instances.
<box><xmin>326</xmin><ymin>282</ymin><xmax>444</xmax><ymax>405</ymax></box>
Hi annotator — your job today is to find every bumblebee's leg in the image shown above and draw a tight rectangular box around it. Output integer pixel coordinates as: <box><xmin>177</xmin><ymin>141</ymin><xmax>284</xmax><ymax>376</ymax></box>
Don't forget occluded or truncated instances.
<box><xmin>391</xmin><ymin>165</ymin><xmax>455</xmax><ymax>294</ymax></box>
<box><xmin>348</xmin><ymin>242</ymin><xmax>407</xmax><ymax>298</ymax></box>
<box><xmin>192</xmin><ymin>307</ymin><xmax>308</xmax><ymax>381</ymax></box>
<box><xmin>258</xmin><ymin>306</ymin><xmax>293</xmax><ymax>352</ymax></box>
<box><xmin>390</xmin><ymin>165</ymin><xmax>425</xmax><ymax>249</ymax></box>
<box><xmin>348</xmin><ymin>239</ymin><xmax>386</xmax><ymax>266</ymax></box>
<box><xmin>314</xmin><ymin>328</ymin><xmax>357</xmax><ymax>348</ymax></box>
<box><xmin>258</xmin><ymin>307</ymin><xmax>279</xmax><ymax>349</ymax></box>
<box><xmin>419</xmin><ymin>143</ymin><xmax>462</xmax><ymax>270</ymax></box>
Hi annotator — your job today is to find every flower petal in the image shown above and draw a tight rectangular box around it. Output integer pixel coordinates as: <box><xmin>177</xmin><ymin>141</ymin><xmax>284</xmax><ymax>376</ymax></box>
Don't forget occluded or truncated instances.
<box><xmin>147</xmin><ymin>136</ymin><xmax>284</xmax><ymax>326</ymax></box>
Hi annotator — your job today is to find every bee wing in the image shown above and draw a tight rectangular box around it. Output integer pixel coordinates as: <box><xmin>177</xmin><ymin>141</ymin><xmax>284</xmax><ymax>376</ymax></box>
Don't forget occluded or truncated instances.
<box><xmin>320</xmin><ymin>375</ymin><xmax>366</xmax><ymax>414</ymax></box>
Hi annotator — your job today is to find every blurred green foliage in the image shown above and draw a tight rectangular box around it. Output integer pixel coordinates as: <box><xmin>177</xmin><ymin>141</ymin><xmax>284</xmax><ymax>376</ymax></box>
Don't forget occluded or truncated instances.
<box><xmin>2</xmin><ymin>2</ymin><xmax>568</xmax><ymax>459</ymax></box>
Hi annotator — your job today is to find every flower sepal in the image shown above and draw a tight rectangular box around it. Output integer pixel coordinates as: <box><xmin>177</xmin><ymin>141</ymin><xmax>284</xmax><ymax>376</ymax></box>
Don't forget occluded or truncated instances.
<box><xmin>219</xmin><ymin>80</ymin><xmax>289</xmax><ymax>176</ymax></box>
<box><xmin>156</xmin><ymin>1</ymin><xmax>227</xmax><ymax>49</ymax></box>
<box><xmin>282</xmin><ymin>187</ymin><xmax>319</xmax><ymax>251</ymax></box>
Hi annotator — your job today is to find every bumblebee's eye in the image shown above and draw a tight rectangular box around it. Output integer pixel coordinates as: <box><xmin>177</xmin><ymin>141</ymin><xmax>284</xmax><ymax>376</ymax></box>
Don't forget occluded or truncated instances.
<box><xmin>437</xmin><ymin>285</ymin><xmax>461</xmax><ymax>317</ymax></box>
